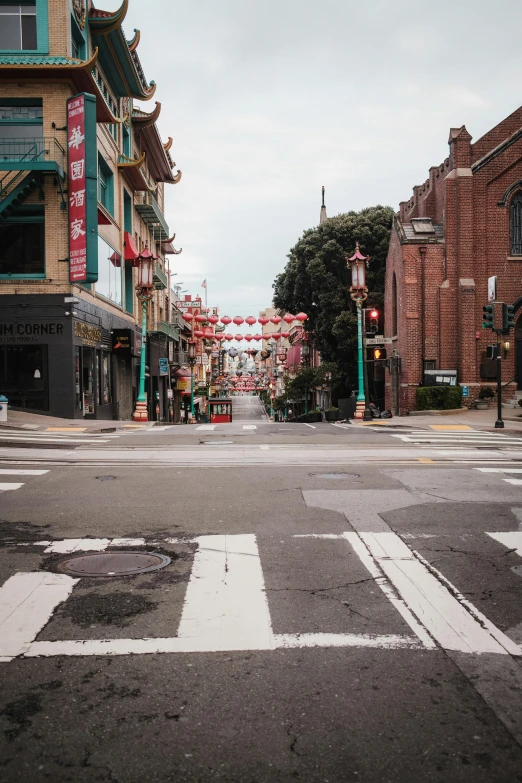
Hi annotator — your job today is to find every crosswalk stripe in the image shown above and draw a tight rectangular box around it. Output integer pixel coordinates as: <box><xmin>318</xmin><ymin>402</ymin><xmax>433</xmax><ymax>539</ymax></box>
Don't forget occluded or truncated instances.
<box><xmin>242</xmin><ymin>425</ymin><xmax>257</xmax><ymax>430</ymax></box>
<box><xmin>475</xmin><ymin>468</ymin><xmax>522</xmax><ymax>473</ymax></box>
<box><xmin>195</xmin><ymin>425</ymin><xmax>216</xmax><ymax>431</ymax></box>
<box><xmin>487</xmin><ymin>531</ymin><xmax>522</xmax><ymax>557</ymax></box>
<box><xmin>0</xmin><ymin>483</ymin><xmax>24</xmax><ymax>490</ymax></box>
<box><xmin>502</xmin><ymin>478</ymin><xmax>522</xmax><ymax>485</ymax></box>
<box><xmin>0</xmin><ymin>469</ymin><xmax>49</xmax><ymax>475</ymax></box>
<box><xmin>0</xmin><ymin>436</ymin><xmax>110</xmax><ymax>444</ymax></box>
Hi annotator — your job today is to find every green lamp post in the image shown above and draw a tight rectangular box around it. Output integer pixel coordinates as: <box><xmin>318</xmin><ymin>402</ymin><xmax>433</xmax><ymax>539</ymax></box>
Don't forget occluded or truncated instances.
<box><xmin>132</xmin><ymin>244</ymin><xmax>155</xmax><ymax>422</ymax></box>
<box><xmin>187</xmin><ymin>339</ymin><xmax>197</xmax><ymax>419</ymax></box>
<box><xmin>347</xmin><ymin>242</ymin><xmax>370</xmax><ymax>420</ymax></box>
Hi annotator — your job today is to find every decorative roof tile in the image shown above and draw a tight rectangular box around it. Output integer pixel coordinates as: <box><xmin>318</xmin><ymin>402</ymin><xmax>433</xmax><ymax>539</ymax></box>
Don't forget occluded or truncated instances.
<box><xmin>0</xmin><ymin>55</ymin><xmax>80</xmax><ymax>66</ymax></box>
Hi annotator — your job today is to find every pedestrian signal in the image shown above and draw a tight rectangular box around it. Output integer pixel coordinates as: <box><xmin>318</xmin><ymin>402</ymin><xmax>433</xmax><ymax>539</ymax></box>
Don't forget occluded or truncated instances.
<box><xmin>482</xmin><ymin>304</ymin><xmax>494</xmax><ymax>329</ymax></box>
<box><xmin>373</xmin><ymin>348</ymin><xmax>386</xmax><ymax>360</ymax></box>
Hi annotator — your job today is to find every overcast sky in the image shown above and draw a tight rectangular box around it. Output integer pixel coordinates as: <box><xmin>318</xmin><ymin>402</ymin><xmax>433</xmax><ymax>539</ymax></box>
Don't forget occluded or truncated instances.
<box><xmin>112</xmin><ymin>0</ymin><xmax>522</xmax><ymax>322</ymax></box>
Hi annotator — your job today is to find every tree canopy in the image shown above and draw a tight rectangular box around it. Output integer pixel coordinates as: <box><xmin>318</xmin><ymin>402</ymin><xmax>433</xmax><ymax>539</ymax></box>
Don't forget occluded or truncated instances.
<box><xmin>273</xmin><ymin>205</ymin><xmax>394</xmax><ymax>393</ymax></box>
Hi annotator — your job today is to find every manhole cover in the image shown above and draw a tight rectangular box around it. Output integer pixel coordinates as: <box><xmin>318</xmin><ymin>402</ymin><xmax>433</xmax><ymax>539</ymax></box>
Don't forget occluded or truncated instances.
<box><xmin>309</xmin><ymin>472</ymin><xmax>360</xmax><ymax>480</ymax></box>
<box><xmin>202</xmin><ymin>440</ymin><xmax>234</xmax><ymax>445</ymax></box>
<box><xmin>54</xmin><ymin>551</ymin><xmax>170</xmax><ymax>578</ymax></box>
<box><xmin>96</xmin><ymin>475</ymin><xmax>116</xmax><ymax>481</ymax></box>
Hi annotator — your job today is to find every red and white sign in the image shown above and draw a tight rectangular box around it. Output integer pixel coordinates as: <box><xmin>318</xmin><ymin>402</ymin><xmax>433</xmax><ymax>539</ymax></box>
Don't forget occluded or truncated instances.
<box><xmin>67</xmin><ymin>95</ymin><xmax>87</xmax><ymax>283</ymax></box>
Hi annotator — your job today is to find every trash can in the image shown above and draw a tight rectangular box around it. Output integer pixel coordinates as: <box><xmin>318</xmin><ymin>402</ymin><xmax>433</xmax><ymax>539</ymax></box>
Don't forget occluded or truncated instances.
<box><xmin>0</xmin><ymin>395</ymin><xmax>8</xmax><ymax>423</ymax></box>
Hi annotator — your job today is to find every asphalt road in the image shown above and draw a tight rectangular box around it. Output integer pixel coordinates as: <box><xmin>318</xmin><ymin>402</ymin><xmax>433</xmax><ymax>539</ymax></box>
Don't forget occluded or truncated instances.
<box><xmin>1</xmin><ymin>402</ymin><xmax>522</xmax><ymax>782</ymax></box>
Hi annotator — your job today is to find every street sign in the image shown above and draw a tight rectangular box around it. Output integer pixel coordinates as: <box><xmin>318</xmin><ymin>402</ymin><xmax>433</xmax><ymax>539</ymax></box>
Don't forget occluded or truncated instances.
<box><xmin>461</xmin><ymin>385</ymin><xmax>469</xmax><ymax>397</ymax></box>
<box><xmin>159</xmin><ymin>358</ymin><xmax>169</xmax><ymax>376</ymax></box>
<box><xmin>364</xmin><ymin>337</ymin><xmax>393</xmax><ymax>345</ymax></box>
<box><xmin>488</xmin><ymin>276</ymin><xmax>497</xmax><ymax>303</ymax></box>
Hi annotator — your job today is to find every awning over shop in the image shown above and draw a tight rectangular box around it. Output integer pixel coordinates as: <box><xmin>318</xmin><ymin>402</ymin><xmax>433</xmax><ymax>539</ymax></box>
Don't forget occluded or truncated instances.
<box><xmin>124</xmin><ymin>231</ymin><xmax>140</xmax><ymax>265</ymax></box>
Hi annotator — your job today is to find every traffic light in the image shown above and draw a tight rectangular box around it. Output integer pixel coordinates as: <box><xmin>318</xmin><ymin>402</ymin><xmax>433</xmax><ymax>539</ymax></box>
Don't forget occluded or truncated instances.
<box><xmin>502</xmin><ymin>303</ymin><xmax>515</xmax><ymax>333</ymax></box>
<box><xmin>373</xmin><ymin>347</ymin><xmax>386</xmax><ymax>361</ymax></box>
<box><xmin>367</xmin><ymin>309</ymin><xmax>379</xmax><ymax>334</ymax></box>
<box><xmin>482</xmin><ymin>304</ymin><xmax>494</xmax><ymax>329</ymax></box>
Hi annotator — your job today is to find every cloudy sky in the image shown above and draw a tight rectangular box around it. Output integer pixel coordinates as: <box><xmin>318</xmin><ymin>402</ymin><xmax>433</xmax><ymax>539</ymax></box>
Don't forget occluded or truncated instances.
<box><xmin>114</xmin><ymin>0</ymin><xmax>522</xmax><ymax>320</ymax></box>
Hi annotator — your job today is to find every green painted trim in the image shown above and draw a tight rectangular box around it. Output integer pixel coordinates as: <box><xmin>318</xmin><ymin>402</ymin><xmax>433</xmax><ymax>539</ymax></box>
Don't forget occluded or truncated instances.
<box><xmin>123</xmin><ymin>188</ymin><xmax>132</xmax><ymax>233</ymax></box>
<box><xmin>0</xmin><ymin>273</ymin><xmax>46</xmax><ymax>279</ymax></box>
<box><xmin>124</xmin><ymin>263</ymin><xmax>133</xmax><ymax>314</ymax></box>
<box><xmin>0</xmin><ymin>161</ymin><xmax>64</xmax><ymax>177</ymax></box>
<box><xmin>0</xmin><ymin>98</ymin><xmax>43</xmax><ymax>106</ymax></box>
<box><xmin>97</xmin><ymin>153</ymin><xmax>114</xmax><ymax>215</ymax></box>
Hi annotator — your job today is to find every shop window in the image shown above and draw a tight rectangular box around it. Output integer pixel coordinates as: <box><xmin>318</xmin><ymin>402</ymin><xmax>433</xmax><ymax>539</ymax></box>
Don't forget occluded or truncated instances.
<box><xmin>96</xmin><ymin>234</ymin><xmax>122</xmax><ymax>307</ymax></box>
<box><xmin>0</xmin><ymin>208</ymin><xmax>45</xmax><ymax>277</ymax></box>
<box><xmin>0</xmin><ymin>2</ymin><xmax>36</xmax><ymax>50</ymax></box>
<box><xmin>511</xmin><ymin>191</ymin><xmax>522</xmax><ymax>256</ymax></box>
<box><xmin>97</xmin><ymin>154</ymin><xmax>114</xmax><ymax>215</ymax></box>
<box><xmin>0</xmin><ymin>344</ymin><xmax>48</xmax><ymax>410</ymax></box>
<box><xmin>122</xmin><ymin>125</ymin><xmax>130</xmax><ymax>158</ymax></box>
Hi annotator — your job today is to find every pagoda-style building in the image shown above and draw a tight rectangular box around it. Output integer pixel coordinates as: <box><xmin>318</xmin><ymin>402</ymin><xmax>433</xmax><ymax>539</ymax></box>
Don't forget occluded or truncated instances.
<box><xmin>0</xmin><ymin>0</ymin><xmax>183</xmax><ymax>421</ymax></box>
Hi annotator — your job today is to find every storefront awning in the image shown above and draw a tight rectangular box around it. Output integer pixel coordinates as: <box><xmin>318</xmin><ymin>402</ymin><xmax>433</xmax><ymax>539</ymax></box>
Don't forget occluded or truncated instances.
<box><xmin>124</xmin><ymin>231</ymin><xmax>140</xmax><ymax>265</ymax></box>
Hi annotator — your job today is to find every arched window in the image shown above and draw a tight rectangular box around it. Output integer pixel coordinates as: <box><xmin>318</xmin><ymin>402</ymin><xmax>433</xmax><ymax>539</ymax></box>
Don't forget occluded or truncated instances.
<box><xmin>510</xmin><ymin>191</ymin><xmax>522</xmax><ymax>255</ymax></box>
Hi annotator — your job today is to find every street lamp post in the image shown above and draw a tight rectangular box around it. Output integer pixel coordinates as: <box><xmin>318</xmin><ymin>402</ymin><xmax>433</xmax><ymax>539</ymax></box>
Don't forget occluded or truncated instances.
<box><xmin>133</xmin><ymin>245</ymin><xmax>155</xmax><ymax>422</ymax></box>
<box><xmin>347</xmin><ymin>242</ymin><xmax>371</xmax><ymax>420</ymax></box>
<box><xmin>187</xmin><ymin>339</ymin><xmax>197</xmax><ymax>420</ymax></box>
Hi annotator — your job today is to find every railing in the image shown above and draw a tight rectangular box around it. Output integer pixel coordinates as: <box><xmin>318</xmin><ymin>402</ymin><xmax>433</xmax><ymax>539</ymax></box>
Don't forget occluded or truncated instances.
<box><xmin>134</xmin><ymin>189</ymin><xmax>170</xmax><ymax>240</ymax></box>
<box><xmin>158</xmin><ymin>320</ymin><xmax>179</xmax><ymax>340</ymax></box>
<box><xmin>172</xmin><ymin>351</ymin><xmax>189</xmax><ymax>366</ymax></box>
<box><xmin>153</xmin><ymin>264</ymin><xmax>168</xmax><ymax>289</ymax></box>
<box><xmin>0</xmin><ymin>137</ymin><xmax>66</xmax><ymax>172</ymax></box>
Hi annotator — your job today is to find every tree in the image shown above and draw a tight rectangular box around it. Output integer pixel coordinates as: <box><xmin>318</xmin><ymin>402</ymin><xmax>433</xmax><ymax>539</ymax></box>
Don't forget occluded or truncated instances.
<box><xmin>273</xmin><ymin>206</ymin><xmax>394</xmax><ymax>392</ymax></box>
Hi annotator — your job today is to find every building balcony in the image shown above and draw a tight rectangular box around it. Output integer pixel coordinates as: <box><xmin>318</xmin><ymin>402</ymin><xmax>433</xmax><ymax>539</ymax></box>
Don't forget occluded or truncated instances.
<box><xmin>0</xmin><ymin>137</ymin><xmax>66</xmax><ymax>178</ymax></box>
<box><xmin>153</xmin><ymin>264</ymin><xmax>168</xmax><ymax>290</ymax></box>
<box><xmin>171</xmin><ymin>350</ymin><xmax>188</xmax><ymax>367</ymax></box>
<box><xmin>149</xmin><ymin>320</ymin><xmax>179</xmax><ymax>341</ymax></box>
<box><xmin>134</xmin><ymin>191</ymin><xmax>170</xmax><ymax>241</ymax></box>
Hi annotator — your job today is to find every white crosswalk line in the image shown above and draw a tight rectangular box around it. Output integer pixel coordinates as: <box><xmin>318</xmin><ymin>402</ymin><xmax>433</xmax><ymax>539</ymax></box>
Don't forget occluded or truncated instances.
<box><xmin>476</xmin><ymin>468</ymin><xmax>522</xmax><ymax>473</ymax></box>
<box><xmin>487</xmin><ymin>532</ymin><xmax>522</xmax><ymax>557</ymax></box>
<box><xmin>0</xmin><ymin>572</ymin><xmax>78</xmax><ymax>661</ymax></box>
<box><xmin>242</xmin><ymin>425</ymin><xmax>257</xmax><ymax>430</ymax></box>
<box><xmin>502</xmin><ymin>478</ymin><xmax>522</xmax><ymax>485</ymax></box>
<box><xmin>0</xmin><ymin>483</ymin><xmax>24</xmax><ymax>491</ymax></box>
<box><xmin>196</xmin><ymin>425</ymin><xmax>216</xmax><ymax>431</ymax></box>
<box><xmin>0</xmin><ymin>435</ymin><xmax>109</xmax><ymax>444</ymax></box>
<box><xmin>0</xmin><ymin>469</ymin><xmax>49</xmax><ymax>475</ymax></box>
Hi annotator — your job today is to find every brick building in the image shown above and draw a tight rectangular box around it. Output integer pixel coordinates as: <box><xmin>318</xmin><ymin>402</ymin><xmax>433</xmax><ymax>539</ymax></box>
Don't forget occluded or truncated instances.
<box><xmin>0</xmin><ymin>0</ymin><xmax>182</xmax><ymax>421</ymax></box>
<box><xmin>384</xmin><ymin>106</ymin><xmax>522</xmax><ymax>414</ymax></box>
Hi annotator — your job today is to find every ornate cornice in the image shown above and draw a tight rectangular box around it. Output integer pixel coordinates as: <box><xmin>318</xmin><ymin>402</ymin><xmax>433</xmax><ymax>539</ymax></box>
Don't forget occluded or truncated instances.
<box><xmin>127</xmin><ymin>29</ymin><xmax>140</xmax><ymax>52</ymax></box>
<box><xmin>89</xmin><ymin>0</ymin><xmax>129</xmax><ymax>33</ymax></box>
<box><xmin>132</xmin><ymin>101</ymin><xmax>161</xmax><ymax>126</ymax></box>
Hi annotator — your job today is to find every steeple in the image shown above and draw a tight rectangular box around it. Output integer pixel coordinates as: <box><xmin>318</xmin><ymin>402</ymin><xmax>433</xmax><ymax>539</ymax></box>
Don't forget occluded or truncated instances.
<box><xmin>319</xmin><ymin>185</ymin><xmax>327</xmax><ymax>224</ymax></box>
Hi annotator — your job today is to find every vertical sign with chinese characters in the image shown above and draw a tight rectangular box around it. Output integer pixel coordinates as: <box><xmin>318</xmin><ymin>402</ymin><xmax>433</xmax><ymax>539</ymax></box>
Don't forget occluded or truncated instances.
<box><xmin>68</xmin><ymin>94</ymin><xmax>87</xmax><ymax>282</ymax></box>
<box><xmin>67</xmin><ymin>92</ymin><xmax>98</xmax><ymax>284</ymax></box>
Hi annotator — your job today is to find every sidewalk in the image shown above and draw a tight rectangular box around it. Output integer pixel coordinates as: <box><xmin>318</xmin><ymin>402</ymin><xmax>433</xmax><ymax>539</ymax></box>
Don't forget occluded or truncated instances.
<box><xmin>0</xmin><ymin>409</ymin><xmax>157</xmax><ymax>433</ymax></box>
<box><xmin>358</xmin><ymin>407</ymin><xmax>522</xmax><ymax>431</ymax></box>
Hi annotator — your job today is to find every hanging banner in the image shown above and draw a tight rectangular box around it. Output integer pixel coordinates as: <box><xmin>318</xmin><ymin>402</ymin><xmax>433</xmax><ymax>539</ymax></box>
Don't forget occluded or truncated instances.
<box><xmin>68</xmin><ymin>92</ymin><xmax>98</xmax><ymax>284</ymax></box>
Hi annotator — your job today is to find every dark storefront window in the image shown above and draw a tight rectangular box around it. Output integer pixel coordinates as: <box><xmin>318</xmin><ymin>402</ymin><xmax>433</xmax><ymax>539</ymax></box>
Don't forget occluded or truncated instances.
<box><xmin>0</xmin><ymin>3</ymin><xmax>37</xmax><ymax>51</ymax></box>
<box><xmin>103</xmin><ymin>353</ymin><xmax>112</xmax><ymax>404</ymax></box>
<box><xmin>0</xmin><ymin>344</ymin><xmax>48</xmax><ymax>410</ymax></box>
<box><xmin>0</xmin><ymin>208</ymin><xmax>45</xmax><ymax>277</ymax></box>
<box><xmin>75</xmin><ymin>346</ymin><xmax>82</xmax><ymax>411</ymax></box>
<box><xmin>511</xmin><ymin>191</ymin><xmax>522</xmax><ymax>256</ymax></box>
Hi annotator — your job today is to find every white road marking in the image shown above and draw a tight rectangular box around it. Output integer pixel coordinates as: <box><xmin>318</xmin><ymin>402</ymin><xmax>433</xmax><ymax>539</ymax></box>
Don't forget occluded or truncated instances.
<box><xmin>487</xmin><ymin>531</ymin><xmax>522</xmax><ymax>557</ymax></box>
<box><xmin>148</xmin><ymin>426</ymin><xmax>175</xmax><ymax>431</ymax></box>
<box><xmin>331</xmin><ymin>424</ymin><xmax>351</xmax><ymax>430</ymax></box>
<box><xmin>44</xmin><ymin>538</ymin><xmax>111</xmax><ymax>554</ymax></box>
<box><xmin>0</xmin><ymin>572</ymin><xmax>78</xmax><ymax>660</ymax></box>
<box><xmin>359</xmin><ymin>531</ymin><xmax>519</xmax><ymax>654</ymax></box>
<box><xmin>177</xmin><ymin>534</ymin><xmax>274</xmax><ymax>651</ymax></box>
<box><xmin>303</xmin><ymin>423</ymin><xmax>316</xmax><ymax>428</ymax></box>
<box><xmin>111</xmin><ymin>537</ymin><xmax>146</xmax><ymax>547</ymax></box>
<box><xmin>0</xmin><ymin>483</ymin><xmax>24</xmax><ymax>491</ymax></box>
<box><xmin>0</xmin><ymin>436</ymin><xmax>109</xmax><ymax>444</ymax></box>
<box><xmin>195</xmin><ymin>425</ymin><xmax>216</xmax><ymax>431</ymax></box>
<box><xmin>476</xmin><ymin>468</ymin><xmax>522</xmax><ymax>473</ymax></box>
<box><xmin>0</xmin><ymin>469</ymin><xmax>49</xmax><ymax>475</ymax></box>
<box><xmin>242</xmin><ymin>425</ymin><xmax>257</xmax><ymax>430</ymax></box>
<box><xmin>274</xmin><ymin>633</ymin><xmax>423</xmax><ymax>650</ymax></box>
<box><xmin>502</xmin><ymin>478</ymin><xmax>522</xmax><ymax>485</ymax></box>
<box><xmin>293</xmin><ymin>534</ymin><xmax>344</xmax><ymax>539</ymax></box>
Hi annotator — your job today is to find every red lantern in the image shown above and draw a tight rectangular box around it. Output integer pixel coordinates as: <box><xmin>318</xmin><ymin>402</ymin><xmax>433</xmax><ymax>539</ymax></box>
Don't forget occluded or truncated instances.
<box><xmin>217</xmin><ymin>333</ymin><xmax>226</xmax><ymax>341</ymax></box>
<box><xmin>281</xmin><ymin>331</ymin><xmax>290</xmax><ymax>338</ymax></box>
<box><xmin>235</xmin><ymin>334</ymin><xmax>243</xmax><ymax>341</ymax></box>
<box><xmin>295</xmin><ymin>312</ymin><xmax>308</xmax><ymax>322</ymax></box>
<box><xmin>245</xmin><ymin>316</ymin><xmax>256</xmax><ymax>326</ymax></box>
<box><xmin>208</xmin><ymin>314</ymin><xmax>219</xmax><ymax>324</ymax></box>
<box><xmin>258</xmin><ymin>316</ymin><xmax>269</xmax><ymax>326</ymax></box>
<box><xmin>244</xmin><ymin>334</ymin><xmax>253</xmax><ymax>342</ymax></box>
<box><xmin>194</xmin><ymin>329</ymin><xmax>204</xmax><ymax>338</ymax></box>
<box><xmin>233</xmin><ymin>316</ymin><xmax>244</xmax><ymax>326</ymax></box>
<box><xmin>272</xmin><ymin>332</ymin><xmax>282</xmax><ymax>341</ymax></box>
<box><xmin>221</xmin><ymin>316</ymin><xmax>232</xmax><ymax>325</ymax></box>
<box><xmin>225</xmin><ymin>333</ymin><xmax>234</xmax><ymax>341</ymax></box>
<box><xmin>194</xmin><ymin>313</ymin><xmax>206</xmax><ymax>323</ymax></box>
<box><xmin>283</xmin><ymin>313</ymin><xmax>294</xmax><ymax>324</ymax></box>
<box><xmin>182</xmin><ymin>312</ymin><xmax>194</xmax><ymax>323</ymax></box>
<box><xmin>253</xmin><ymin>334</ymin><xmax>262</xmax><ymax>341</ymax></box>
<box><xmin>204</xmin><ymin>328</ymin><xmax>214</xmax><ymax>337</ymax></box>
<box><xmin>270</xmin><ymin>315</ymin><xmax>282</xmax><ymax>325</ymax></box>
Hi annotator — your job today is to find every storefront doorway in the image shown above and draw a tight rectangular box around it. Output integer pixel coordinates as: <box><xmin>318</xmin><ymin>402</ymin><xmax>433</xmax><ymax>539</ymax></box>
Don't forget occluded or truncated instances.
<box><xmin>0</xmin><ymin>344</ymin><xmax>49</xmax><ymax>410</ymax></box>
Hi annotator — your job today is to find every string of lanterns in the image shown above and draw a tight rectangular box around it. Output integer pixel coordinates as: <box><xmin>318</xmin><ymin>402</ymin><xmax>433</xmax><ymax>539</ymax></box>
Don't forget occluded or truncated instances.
<box><xmin>180</xmin><ymin>312</ymin><xmax>308</xmax><ymax>342</ymax></box>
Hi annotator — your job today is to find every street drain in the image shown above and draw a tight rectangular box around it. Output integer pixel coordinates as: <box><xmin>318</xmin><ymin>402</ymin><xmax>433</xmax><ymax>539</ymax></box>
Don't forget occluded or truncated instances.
<box><xmin>96</xmin><ymin>475</ymin><xmax>116</xmax><ymax>481</ymax></box>
<box><xmin>54</xmin><ymin>551</ymin><xmax>170</xmax><ymax>578</ymax></box>
<box><xmin>310</xmin><ymin>472</ymin><xmax>360</xmax><ymax>480</ymax></box>
<box><xmin>201</xmin><ymin>440</ymin><xmax>234</xmax><ymax>445</ymax></box>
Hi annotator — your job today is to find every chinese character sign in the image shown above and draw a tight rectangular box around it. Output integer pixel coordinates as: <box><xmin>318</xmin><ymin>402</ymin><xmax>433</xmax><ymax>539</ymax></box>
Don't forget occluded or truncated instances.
<box><xmin>68</xmin><ymin>95</ymin><xmax>88</xmax><ymax>283</ymax></box>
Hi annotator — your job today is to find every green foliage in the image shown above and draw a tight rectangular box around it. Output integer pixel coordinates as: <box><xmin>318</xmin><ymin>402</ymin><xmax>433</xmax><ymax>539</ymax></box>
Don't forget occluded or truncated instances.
<box><xmin>284</xmin><ymin>363</ymin><xmax>340</xmax><ymax>401</ymax></box>
<box><xmin>478</xmin><ymin>386</ymin><xmax>495</xmax><ymax>399</ymax></box>
<box><xmin>273</xmin><ymin>206</ymin><xmax>394</xmax><ymax>391</ymax></box>
<box><xmin>415</xmin><ymin>386</ymin><xmax>463</xmax><ymax>411</ymax></box>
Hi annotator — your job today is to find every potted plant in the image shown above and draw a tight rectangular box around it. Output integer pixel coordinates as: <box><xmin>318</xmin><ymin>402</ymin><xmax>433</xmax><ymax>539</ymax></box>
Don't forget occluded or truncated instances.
<box><xmin>476</xmin><ymin>386</ymin><xmax>495</xmax><ymax>410</ymax></box>
<box><xmin>325</xmin><ymin>406</ymin><xmax>339</xmax><ymax>422</ymax></box>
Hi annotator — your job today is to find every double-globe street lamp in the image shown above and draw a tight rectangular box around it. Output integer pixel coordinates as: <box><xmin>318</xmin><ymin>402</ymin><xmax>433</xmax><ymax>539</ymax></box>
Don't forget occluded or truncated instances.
<box><xmin>133</xmin><ymin>244</ymin><xmax>155</xmax><ymax>422</ymax></box>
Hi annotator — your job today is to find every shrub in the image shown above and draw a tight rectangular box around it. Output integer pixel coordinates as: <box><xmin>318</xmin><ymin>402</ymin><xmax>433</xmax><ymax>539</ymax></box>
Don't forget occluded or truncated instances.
<box><xmin>415</xmin><ymin>386</ymin><xmax>463</xmax><ymax>411</ymax></box>
<box><xmin>478</xmin><ymin>386</ymin><xmax>495</xmax><ymax>400</ymax></box>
